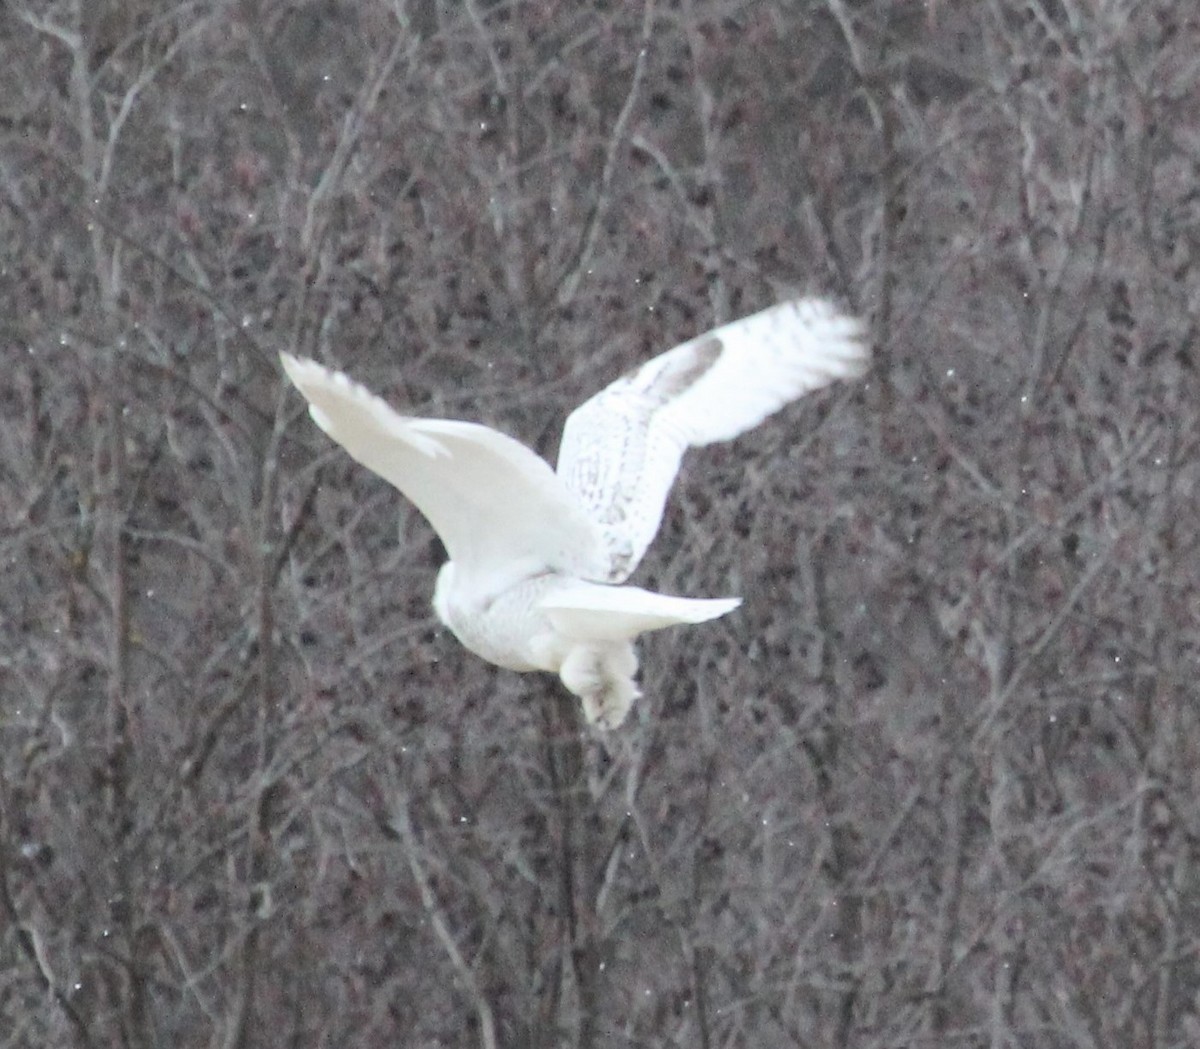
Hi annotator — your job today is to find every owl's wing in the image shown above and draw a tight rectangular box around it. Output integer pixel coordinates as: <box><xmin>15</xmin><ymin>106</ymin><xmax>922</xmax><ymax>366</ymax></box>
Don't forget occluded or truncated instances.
<box><xmin>280</xmin><ymin>354</ymin><xmax>607</xmax><ymax>582</ymax></box>
<box><xmin>556</xmin><ymin>299</ymin><xmax>868</xmax><ymax>582</ymax></box>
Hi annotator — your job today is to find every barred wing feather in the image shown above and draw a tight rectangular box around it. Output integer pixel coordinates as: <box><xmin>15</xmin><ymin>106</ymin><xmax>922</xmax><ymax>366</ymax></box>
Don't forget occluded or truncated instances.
<box><xmin>556</xmin><ymin>299</ymin><xmax>868</xmax><ymax>583</ymax></box>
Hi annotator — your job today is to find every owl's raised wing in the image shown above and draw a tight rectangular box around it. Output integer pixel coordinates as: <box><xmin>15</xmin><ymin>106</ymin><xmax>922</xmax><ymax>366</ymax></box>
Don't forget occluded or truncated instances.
<box><xmin>280</xmin><ymin>354</ymin><xmax>607</xmax><ymax>583</ymax></box>
<box><xmin>556</xmin><ymin>299</ymin><xmax>868</xmax><ymax>583</ymax></box>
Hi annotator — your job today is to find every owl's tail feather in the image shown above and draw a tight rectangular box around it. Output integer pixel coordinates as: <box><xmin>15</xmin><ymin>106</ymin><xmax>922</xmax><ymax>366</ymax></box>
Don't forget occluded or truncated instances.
<box><xmin>544</xmin><ymin>583</ymin><xmax>739</xmax><ymax>728</ymax></box>
<box><xmin>540</xmin><ymin>582</ymin><xmax>739</xmax><ymax>643</ymax></box>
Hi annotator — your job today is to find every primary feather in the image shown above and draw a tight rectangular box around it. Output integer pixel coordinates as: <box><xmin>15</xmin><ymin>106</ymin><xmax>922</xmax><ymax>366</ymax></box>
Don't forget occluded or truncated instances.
<box><xmin>281</xmin><ymin>298</ymin><xmax>868</xmax><ymax>728</ymax></box>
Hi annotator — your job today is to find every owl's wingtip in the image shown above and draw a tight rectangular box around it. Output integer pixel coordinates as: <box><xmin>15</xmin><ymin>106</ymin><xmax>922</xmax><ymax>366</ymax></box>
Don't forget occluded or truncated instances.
<box><xmin>279</xmin><ymin>351</ymin><xmax>318</xmax><ymax>390</ymax></box>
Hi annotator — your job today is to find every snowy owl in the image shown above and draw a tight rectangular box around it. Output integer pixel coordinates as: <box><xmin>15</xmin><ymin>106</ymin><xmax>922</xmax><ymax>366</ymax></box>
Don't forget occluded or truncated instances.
<box><xmin>281</xmin><ymin>299</ymin><xmax>867</xmax><ymax>728</ymax></box>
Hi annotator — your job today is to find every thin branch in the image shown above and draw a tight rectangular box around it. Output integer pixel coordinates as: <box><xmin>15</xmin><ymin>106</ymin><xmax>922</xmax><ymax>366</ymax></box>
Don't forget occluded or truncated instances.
<box><xmin>97</xmin><ymin>15</ymin><xmax>213</xmax><ymax>201</ymax></box>
<box><xmin>0</xmin><ymin>800</ymin><xmax>99</xmax><ymax>1049</ymax></box>
<box><xmin>391</xmin><ymin>799</ymin><xmax>499</xmax><ymax>1049</ymax></box>
<box><xmin>302</xmin><ymin>33</ymin><xmax>409</xmax><ymax>253</ymax></box>
<box><xmin>680</xmin><ymin>0</ymin><xmax>727</xmax><ymax>322</ymax></box>
<box><xmin>553</xmin><ymin>0</ymin><xmax>656</xmax><ymax>308</ymax></box>
<box><xmin>972</xmin><ymin>543</ymin><xmax>1116</xmax><ymax>747</ymax></box>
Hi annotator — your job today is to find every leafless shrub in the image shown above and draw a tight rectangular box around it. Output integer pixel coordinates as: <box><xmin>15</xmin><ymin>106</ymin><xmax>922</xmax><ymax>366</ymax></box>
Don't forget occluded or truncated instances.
<box><xmin>1</xmin><ymin>1</ymin><xmax>1198</xmax><ymax>1047</ymax></box>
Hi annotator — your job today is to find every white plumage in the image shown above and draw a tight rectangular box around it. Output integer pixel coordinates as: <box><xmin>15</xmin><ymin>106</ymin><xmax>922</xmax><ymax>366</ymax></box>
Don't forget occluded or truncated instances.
<box><xmin>281</xmin><ymin>298</ymin><xmax>868</xmax><ymax>728</ymax></box>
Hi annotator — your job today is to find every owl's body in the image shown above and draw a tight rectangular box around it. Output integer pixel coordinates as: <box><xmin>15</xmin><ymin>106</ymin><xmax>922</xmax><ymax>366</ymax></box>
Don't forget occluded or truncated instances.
<box><xmin>434</xmin><ymin>567</ymin><xmax>637</xmax><ymax>725</ymax></box>
<box><xmin>432</xmin><ymin>562</ymin><xmax>737</xmax><ymax>726</ymax></box>
<box><xmin>282</xmin><ymin>299</ymin><xmax>868</xmax><ymax>728</ymax></box>
<box><xmin>432</xmin><ymin>563</ymin><xmax>560</xmax><ymax>674</ymax></box>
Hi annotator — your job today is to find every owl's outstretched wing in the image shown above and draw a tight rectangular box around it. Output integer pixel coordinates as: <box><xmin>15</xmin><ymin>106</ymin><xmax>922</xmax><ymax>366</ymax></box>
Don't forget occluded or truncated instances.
<box><xmin>556</xmin><ymin>299</ymin><xmax>868</xmax><ymax>583</ymax></box>
<box><xmin>280</xmin><ymin>354</ymin><xmax>607</xmax><ymax>582</ymax></box>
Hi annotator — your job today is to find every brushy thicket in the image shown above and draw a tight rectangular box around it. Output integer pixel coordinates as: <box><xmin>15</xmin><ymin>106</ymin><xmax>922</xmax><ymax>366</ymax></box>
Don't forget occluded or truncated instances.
<box><xmin>2</xmin><ymin>2</ymin><xmax>1198</xmax><ymax>1047</ymax></box>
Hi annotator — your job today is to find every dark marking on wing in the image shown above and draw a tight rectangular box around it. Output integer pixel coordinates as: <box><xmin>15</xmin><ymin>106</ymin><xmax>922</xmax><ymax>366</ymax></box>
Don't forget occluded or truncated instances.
<box><xmin>639</xmin><ymin>336</ymin><xmax>723</xmax><ymax>407</ymax></box>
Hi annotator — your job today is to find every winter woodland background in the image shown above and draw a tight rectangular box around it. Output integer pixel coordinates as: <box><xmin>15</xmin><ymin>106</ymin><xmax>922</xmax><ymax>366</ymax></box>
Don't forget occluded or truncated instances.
<box><xmin>2</xmin><ymin>1</ymin><xmax>1199</xmax><ymax>1046</ymax></box>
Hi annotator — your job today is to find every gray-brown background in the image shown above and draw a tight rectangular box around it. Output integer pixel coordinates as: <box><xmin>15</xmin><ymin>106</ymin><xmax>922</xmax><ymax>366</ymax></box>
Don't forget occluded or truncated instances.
<box><xmin>2</xmin><ymin>1</ymin><xmax>1198</xmax><ymax>1046</ymax></box>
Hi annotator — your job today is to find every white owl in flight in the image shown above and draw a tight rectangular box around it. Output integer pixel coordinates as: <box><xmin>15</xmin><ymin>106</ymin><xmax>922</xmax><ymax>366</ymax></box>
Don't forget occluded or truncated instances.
<box><xmin>281</xmin><ymin>299</ymin><xmax>867</xmax><ymax>728</ymax></box>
